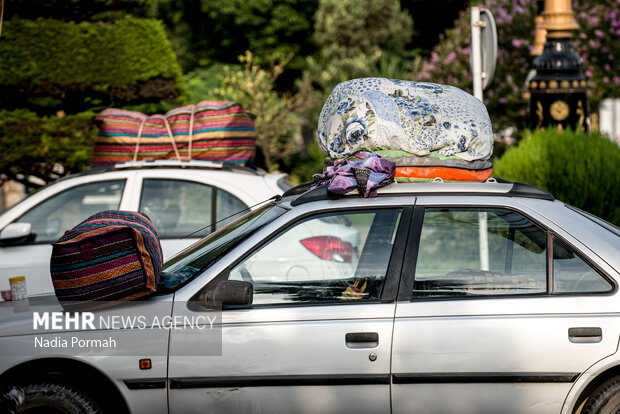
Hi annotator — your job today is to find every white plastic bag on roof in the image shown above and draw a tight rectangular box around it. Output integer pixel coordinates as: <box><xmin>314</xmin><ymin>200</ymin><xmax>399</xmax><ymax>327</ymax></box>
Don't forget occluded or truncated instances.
<box><xmin>317</xmin><ymin>78</ymin><xmax>494</xmax><ymax>161</ymax></box>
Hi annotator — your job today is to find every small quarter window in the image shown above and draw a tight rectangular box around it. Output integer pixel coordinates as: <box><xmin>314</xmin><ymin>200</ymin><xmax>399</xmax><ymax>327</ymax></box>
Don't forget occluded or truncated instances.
<box><xmin>553</xmin><ymin>237</ymin><xmax>612</xmax><ymax>293</ymax></box>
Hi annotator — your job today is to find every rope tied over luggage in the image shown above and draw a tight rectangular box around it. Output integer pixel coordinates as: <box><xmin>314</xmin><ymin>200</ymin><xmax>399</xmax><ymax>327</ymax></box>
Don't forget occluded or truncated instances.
<box><xmin>132</xmin><ymin>115</ymin><xmax>184</xmax><ymax>166</ymax></box>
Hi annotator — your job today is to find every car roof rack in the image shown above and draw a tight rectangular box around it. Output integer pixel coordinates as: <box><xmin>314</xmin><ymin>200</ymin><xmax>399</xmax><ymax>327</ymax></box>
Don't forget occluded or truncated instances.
<box><xmin>290</xmin><ymin>178</ymin><xmax>554</xmax><ymax>206</ymax></box>
<box><xmin>76</xmin><ymin>159</ymin><xmax>263</xmax><ymax>177</ymax></box>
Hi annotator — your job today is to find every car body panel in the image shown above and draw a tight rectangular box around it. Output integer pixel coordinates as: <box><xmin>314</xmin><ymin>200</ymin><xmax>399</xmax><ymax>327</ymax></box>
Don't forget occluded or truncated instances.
<box><xmin>0</xmin><ymin>294</ymin><xmax>173</xmax><ymax>413</ymax></box>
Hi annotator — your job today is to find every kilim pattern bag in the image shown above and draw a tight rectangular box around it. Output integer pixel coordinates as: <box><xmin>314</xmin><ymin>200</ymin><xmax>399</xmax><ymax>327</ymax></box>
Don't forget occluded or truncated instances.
<box><xmin>50</xmin><ymin>211</ymin><xmax>162</xmax><ymax>305</ymax></box>
<box><xmin>93</xmin><ymin>100</ymin><xmax>256</xmax><ymax>165</ymax></box>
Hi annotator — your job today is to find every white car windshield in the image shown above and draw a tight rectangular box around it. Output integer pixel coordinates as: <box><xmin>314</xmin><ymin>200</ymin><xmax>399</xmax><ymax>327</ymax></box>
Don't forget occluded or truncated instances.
<box><xmin>158</xmin><ymin>202</ymin><xmax>287</xmax><ymax>291</ymax></box>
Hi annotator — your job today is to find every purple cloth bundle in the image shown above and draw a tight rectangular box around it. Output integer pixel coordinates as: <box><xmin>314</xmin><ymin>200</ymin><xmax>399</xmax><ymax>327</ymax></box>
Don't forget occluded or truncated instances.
<box><xmin>311</xmin><ymin>152</ymin><xmax>395</xmax><ymax>197</ymax></box>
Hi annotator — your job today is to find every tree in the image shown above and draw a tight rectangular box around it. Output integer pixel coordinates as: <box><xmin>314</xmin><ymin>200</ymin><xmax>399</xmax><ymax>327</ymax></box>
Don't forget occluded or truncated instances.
<box><xmin>155</xmin><ymin>0</ymin><xmax>318</xmax><ymax>78</ymax></box>
<box><xmin>493</xmin><ymin>128</ymin><xmax>620</xmax><ymax>226</ymax></box>
<box><xmin>0</xmin><ymin>0</ymin><xmax>185</xmax><ymax>188</ymax></box>
<box><xmin>212</xmin><ymin>52</ymin><xmax>317</xmax><ymax>170</ymax></box>
<box><xmin>307</xmin><ymin>0</ymin><xmax>414</xmax><ymax>93</ymax></box>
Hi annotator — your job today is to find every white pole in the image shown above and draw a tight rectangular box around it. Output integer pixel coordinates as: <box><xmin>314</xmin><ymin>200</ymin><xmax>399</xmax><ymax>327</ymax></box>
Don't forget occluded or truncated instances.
<box><xmin>478</xmin><ymin>212</ymin><xmax>489</xmax><ymax>271</ymax></box>
<box><xmin>472</xmin><ymin>7</ymin><xmax>488</xmax><ymax>270</ymax></box>
<box><xmin>471</xmin><ymin>6</ymin><xmax>483</xmax><ymax>102</ymax></box>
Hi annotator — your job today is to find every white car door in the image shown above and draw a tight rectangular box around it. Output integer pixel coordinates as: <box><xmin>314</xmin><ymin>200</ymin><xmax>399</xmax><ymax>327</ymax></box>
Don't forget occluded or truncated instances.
<box><xmin>0</xmin><ymin>173</ymin><xmax>133</xmax><ymax>295</ymax></box>
<box><xmin>168</xmin><ymin>206</ymin><xmax>410</xmax><ymax>413</ymax></box>
<box><xmin>391</xmin><ymin>200</ymin><xmax>620</xmax><ymax>414</ymax></box>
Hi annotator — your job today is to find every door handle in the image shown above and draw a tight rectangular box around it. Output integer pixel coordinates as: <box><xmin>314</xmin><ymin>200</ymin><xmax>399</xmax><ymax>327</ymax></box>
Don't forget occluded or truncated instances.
<box><xmin>568</xmin><ymin>327</ymin><xmax>602</xmax><ymax>343</ymax></box>
<box><xmin>345</xmin><ymin>332</ymin><xmax>379</xmax><ymax>348</ymax></box>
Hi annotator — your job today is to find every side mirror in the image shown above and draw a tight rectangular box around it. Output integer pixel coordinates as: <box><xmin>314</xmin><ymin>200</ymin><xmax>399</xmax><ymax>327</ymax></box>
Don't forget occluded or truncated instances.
<box><xmin>201</xmin><ymin>280</ymin><xmax>253</xmax><ymax>307</ymax></box>
<box><xmin>0</xmin><ymin>223</ymin><xmax>33</xmax><ymax>246</ymax></box>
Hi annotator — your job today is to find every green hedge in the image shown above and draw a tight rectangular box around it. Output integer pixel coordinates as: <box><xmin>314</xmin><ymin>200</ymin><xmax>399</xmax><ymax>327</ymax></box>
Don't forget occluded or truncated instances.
<box><xmin>494</xmin><ymin>128</ymin><xmax>620</xmax><ymax>226</ymax></box>
<box><xmin>0</xmin><ymin>16</ymin><xmax>186</xmax><ymax>111</ymax></box>
<box><xmin>0</xmin><ymin>109</ymin><xmax>98</xmax><ymax>186</ymax></box>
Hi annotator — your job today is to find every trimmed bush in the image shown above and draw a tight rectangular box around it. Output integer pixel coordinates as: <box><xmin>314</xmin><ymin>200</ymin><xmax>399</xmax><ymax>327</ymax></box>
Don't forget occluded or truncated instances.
<box><xmin>0</xmin><ymin>16</ymin><xmax>186</xmax><ymax>112</ymax></box>
<box><xmin>494</xmin><ymin>128</ymin><xmax>620</xmax><ymax>225</ymax></box>
<box><xmin>0</xmin><ymin>109</ymin><xmax>98</xmax><ymax>186</ymax></box>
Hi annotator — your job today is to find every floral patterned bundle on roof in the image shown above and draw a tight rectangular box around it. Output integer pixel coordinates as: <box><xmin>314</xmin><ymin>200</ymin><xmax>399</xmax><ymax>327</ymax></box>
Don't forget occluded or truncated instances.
<box><xmin>318</xmin><ymin>78</ymin><xmax>495</xmax><ymax>182</ymax></box>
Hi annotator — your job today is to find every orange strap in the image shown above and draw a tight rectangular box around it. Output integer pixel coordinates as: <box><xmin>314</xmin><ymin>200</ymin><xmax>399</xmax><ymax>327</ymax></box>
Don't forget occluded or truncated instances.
<box><xmin>394</xmin><ymin>166</ymin><xmax>493</xmax><ymax>181</ymax></box>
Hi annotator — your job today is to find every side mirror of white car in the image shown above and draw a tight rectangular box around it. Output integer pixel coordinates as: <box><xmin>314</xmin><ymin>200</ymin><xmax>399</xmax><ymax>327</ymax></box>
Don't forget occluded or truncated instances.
<box><xmin>0</xmin><ymin>223</ymin><xmax>33</xmax><ymax>246</ymax></box>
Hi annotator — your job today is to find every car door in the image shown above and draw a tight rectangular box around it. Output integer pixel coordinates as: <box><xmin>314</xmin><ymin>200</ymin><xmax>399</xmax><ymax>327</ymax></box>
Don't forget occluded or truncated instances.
<box><xmin>168</xmin><ymin>204</ymin><xmax>411</xmax><ymax>414</ymax></box>
<box><xmin>0</xmin><ymin>176</ymin><xmax>130</xmax><ymax>296</ymax></box>
<box><xmin>391</xmin><ymin>198</ymin><xmax>620</xmax><ymax>414</ymax></box>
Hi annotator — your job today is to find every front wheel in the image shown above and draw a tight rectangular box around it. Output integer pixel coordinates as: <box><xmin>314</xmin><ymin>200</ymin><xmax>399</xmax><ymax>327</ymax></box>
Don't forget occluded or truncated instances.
<box><xmin>17</xmin><ymin>383</ymin><xmax>100</xmax><ymax>414</ymax></box>
<box><xmin>583</xmin><ymin>377</ymin><xmax>620</xmax><ymax>414</ymax></box>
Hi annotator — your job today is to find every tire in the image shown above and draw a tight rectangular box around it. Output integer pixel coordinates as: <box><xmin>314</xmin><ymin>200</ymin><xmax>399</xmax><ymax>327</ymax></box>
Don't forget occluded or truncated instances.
<box><xmin>583</xmin><ymin>376</ymin><xmax>620</xmax><ymax>414</ymax></box>
<box><xmin>16</xmin><ymin>383</ymin><xmax>100</xmax><ymax>414</ymax></box>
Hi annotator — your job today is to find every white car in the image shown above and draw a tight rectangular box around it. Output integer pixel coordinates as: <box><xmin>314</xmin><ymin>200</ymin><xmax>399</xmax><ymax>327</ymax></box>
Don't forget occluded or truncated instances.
<box><xmin>0</xmin><ymin>160</ymin><xmax>289</xmax><ymax>296</ymax></box>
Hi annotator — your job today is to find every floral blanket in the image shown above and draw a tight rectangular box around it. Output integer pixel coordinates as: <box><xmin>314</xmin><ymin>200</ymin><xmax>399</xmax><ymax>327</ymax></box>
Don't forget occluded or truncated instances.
<box><xmin>318</xmin><ymin>78</ymin><xmax>494</xmax><ymax>161</ymax></box>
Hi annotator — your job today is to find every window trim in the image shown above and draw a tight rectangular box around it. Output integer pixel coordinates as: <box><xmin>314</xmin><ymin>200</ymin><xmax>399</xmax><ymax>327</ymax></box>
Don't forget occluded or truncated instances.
<box><xmin>399</xmin><ymin>204</ymin><xmax>617</xmax><ymax>302</ymax></box>
<box><xmin>197</xmin><ymin>206</ymin><xmax>411</xmax><ymax>309</ymax></box>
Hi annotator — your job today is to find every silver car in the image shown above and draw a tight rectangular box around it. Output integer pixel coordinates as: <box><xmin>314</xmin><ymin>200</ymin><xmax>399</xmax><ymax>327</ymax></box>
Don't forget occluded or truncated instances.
<box><xmin>0</xmin><ymin>179</ymin><xmax>619</xmax><ymax>414</ymax></box>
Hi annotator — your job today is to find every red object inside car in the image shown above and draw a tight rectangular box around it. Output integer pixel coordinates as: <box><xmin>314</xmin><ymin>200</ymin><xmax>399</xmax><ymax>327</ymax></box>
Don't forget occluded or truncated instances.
<box><xmin>300</xmin><ymin>236</ymin><xmax>353</xmax><ymax>263</ymax></box>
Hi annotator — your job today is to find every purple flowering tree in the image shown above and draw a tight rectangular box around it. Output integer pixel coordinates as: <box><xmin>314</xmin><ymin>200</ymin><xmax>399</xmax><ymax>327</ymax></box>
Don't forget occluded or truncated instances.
<box><xmin>411</xmin><ymin>0</ymin><xmax>620</xmax><ymax>133</ymax></box>
<box><xmin>574</xmin><ymin>1</ymin><xmax>620</xmax><ymax>104</ymax></box>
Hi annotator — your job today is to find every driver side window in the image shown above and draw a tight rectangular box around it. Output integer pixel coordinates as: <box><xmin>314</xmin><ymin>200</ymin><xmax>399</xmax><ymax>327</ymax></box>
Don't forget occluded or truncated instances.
<box><xmin>229</xmin><ymin>209</ymin><xmax>402</xmax><ymax>305</ymax></box>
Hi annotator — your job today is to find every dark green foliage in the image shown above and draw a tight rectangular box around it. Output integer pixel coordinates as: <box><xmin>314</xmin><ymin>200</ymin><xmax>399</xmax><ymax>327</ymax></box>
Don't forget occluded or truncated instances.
<box><xmin>5</xmin><ymin>0</ymin><xmax>155</xmax><ymax>20</ymax></box>
<box><xmin>0</xmin><ymin>16</ymin><xmax>186</xmax><ymax>113</ymax></box>
<box><xmin>304</xmin><ymin>0</ymin><xmax>414</xmax><ymax>103</ymax></box>
<box><xmin>288</xmin><ymin>140</ymin><xmax>326</xmax><ymax>184</ymax></box>
<box><xmin>313</xmin><ymin>0</ymin><xmax>413</xmax><ymax>61</ymax></box>
<box><xmin>401</xmin><ymin>0</ymin><xmax>468</xmax><ymax>53</ymax></box>
<box><xmin>494</xmin><ymin>128</ymin><xmax>620</xmax><ymax>225</ymax></box>
<box><xmin>156</xmin><ymin>0</ymin><xmax>318</xmax><ymax>75</ymax></box>
<box><xmin>0</xmin><ymin>109</ymin><xmax>98</xmax><ymax>187</ymax></box>
<box><xmin>184</xmin><ymin>64</ymin><xmax>240</xmax><ymax>104</ymax></box>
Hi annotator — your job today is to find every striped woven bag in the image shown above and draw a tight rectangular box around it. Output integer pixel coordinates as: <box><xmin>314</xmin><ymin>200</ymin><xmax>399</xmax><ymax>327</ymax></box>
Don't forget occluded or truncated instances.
<box><xmin>93</xmin><ymin>100</ymin><xmax>256</xmax><ymax>165</ymax></box>
<box><xmin>50</xmin><ymin>210</ymin><xmax>163</xmax><ymax>305</ymax></box>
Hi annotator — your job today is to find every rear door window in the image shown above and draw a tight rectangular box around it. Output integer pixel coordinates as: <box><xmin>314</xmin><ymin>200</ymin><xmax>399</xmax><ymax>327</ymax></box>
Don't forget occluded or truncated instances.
<box><xmin>413</xmin><ymin>208</ymin><xmax>547</xmax><ymax>297</ymax></box>
<box><xmin>140</xmin><ymin>179</ymin><xmax>248</xmax><ymax>238</ymax></box>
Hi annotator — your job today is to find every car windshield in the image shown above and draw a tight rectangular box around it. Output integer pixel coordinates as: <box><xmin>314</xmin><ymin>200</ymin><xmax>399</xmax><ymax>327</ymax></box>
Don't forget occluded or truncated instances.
<box><xmin>158</xmin><ymin>201</ymin><xmax>287</xmax><ymax>291</ymax></box>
